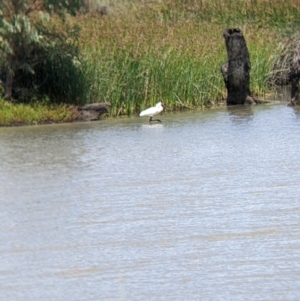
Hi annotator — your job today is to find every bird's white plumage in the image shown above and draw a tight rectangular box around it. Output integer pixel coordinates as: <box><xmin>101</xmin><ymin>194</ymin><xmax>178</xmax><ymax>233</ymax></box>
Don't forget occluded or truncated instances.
<box><xmin>139</xmin><ymin>102</ymin><xmax>164</xmax><ymax>117</ymax></box>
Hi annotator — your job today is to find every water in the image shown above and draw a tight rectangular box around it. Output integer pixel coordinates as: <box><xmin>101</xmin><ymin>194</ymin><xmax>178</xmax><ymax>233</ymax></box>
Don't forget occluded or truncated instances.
<box><xmin>1</xmin><ymin>103</ymin><xmax>300</xmax><ymax>300</ymax></box>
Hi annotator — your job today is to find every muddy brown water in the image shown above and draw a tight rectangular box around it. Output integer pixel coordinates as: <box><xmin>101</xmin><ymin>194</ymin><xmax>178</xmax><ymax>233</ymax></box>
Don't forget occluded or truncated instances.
<box><xmin>1</xmin><ymin>103</ymin><xmax>300</xmax><ymax>300</ymax></box>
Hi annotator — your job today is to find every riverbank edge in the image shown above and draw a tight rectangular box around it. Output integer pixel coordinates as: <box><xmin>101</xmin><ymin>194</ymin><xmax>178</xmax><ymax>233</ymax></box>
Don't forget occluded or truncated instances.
<box><xmin>0</xmin><ymin>99</ymin><xmax>285</xmax><ymax>127</ymax></box>
<box><xmin>0</xmin><ymin>101</ymin><xmax>112</xmax><ymax>127</ymax></box>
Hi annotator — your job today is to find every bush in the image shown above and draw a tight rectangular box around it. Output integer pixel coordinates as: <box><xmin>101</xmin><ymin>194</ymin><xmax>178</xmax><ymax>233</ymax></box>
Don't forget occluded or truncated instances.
<box><xmin>10</xmin><ymin>43</ymin><xmax>88</xmax><ymax>105</ymax></box>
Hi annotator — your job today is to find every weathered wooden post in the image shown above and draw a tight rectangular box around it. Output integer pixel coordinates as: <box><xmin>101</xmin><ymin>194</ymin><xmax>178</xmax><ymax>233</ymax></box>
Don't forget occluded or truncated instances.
<box><xmin>221</xmin><ymin>28</ymin><xmax>257</xmax><ymax>105</ymax></box>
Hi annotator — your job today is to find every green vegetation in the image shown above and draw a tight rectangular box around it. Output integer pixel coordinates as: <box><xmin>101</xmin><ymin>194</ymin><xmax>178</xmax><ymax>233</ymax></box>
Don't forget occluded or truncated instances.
<box><xmin>1</xmin><ymin>0</ymin><xmax>84</xmax><ymax>102</ymax></box>
<box><xmin>1</xmin><ymin>0</ymin><xmax>300</xmax><ymax>125</ymax></box>
<box><xmin>77</xmin><ymin>0</ymin><xmax>299</xmax><ymax>115</ymax></box>
<box><xmin>0</xmin><ymin>99</ymin><xmax>79</xmax><ymax>126</ymax></box>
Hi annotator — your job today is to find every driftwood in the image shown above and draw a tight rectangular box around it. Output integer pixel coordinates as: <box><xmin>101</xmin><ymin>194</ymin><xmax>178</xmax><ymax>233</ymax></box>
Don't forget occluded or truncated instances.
<box><xmin>79</xmin><ymin>102</ymin><xmax>111</xmax><ymax>121</ymax></box>
<box><xmin>222</xmin><ymin>28</ymin><xmax>261</xmax><ymax>105</ymax></box>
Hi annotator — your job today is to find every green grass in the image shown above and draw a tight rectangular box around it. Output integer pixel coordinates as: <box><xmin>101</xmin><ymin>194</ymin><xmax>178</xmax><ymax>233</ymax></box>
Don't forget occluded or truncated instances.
<box><xmin>0</xmin><ymin>99</ymin><xmax>78</xmax><ymax>126</ymax></box>
<box><xmin>76</xmin><ymin>0</ymin><xmax>299</xmax><ymax>116</ymax></box>
<box><xmin>83</xmin><ymin>47</ymin><xmax>225</xmax><ymax>115</ymax></box>
<box><xmin>1</xmin><ymin>0</ymin><xmax>300</xmax><ymax>125</ymax></box>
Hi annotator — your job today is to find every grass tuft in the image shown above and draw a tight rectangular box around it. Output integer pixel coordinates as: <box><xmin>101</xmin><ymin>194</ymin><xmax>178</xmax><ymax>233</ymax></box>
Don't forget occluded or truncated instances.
<box><xmin>0</xmin><ymin>99</ymin><xmax>77</xmax><ymax>126</ymax></box>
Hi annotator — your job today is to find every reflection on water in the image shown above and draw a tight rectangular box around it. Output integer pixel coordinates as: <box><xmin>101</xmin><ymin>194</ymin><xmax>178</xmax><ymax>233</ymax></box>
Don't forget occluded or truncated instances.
<box><xmin>227</xmin><ymin>105</ymin><xmax>254</xmax><ymax>124</ymax></box>
<box><xmin>1</xmin><ymin>103</ymin><xmax>300</xmax><ymax>301</ymax></box>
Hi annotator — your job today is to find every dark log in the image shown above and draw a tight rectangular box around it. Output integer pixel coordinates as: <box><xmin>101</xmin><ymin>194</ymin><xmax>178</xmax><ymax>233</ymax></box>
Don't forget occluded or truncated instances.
<box><xmin>79</xmin><ymin>102</ymin><xmax>111</xmax><ymax>121</ymax></box>
<box><xmin>222</xmin><ymin>28</ymin><xmax>256</xmax><ymax>105</ymax></box>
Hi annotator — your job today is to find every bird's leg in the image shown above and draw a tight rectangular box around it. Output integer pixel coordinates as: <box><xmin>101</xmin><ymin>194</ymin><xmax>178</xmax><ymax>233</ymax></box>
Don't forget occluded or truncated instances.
<box><xmin>149</xmin><ymin>116</ymin><xmax>162</xmax><ymax>123</ymax></box>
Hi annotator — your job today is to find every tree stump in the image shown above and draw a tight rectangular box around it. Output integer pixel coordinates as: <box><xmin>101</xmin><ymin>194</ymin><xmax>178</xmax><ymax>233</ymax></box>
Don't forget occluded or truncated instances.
<box><xmin>222</xmin><ymin>28</ymin><xmax>257</xmax><ymax>105</ymax></box>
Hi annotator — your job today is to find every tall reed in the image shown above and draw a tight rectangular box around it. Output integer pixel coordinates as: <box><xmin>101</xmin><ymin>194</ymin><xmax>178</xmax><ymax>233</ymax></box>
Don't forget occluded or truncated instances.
<box><xmin>77</xmin><ymin>0</ymin><xmax>300</xmax><ymax>116</ymax></box>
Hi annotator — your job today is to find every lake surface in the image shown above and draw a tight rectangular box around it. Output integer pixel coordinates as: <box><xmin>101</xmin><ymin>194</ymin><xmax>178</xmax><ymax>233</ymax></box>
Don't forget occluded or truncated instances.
<box><xmin>1</xmin><ymin>103</ymin><xmax>300</xmax><ymax>300</ymax></box>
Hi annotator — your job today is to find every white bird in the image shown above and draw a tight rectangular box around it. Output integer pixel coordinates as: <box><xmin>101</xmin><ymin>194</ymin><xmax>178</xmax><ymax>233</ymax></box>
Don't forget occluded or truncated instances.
<box><xmin>139</xmin><ymin>102</ymin><xmax>166</xmax><ymax>123</ymax></box>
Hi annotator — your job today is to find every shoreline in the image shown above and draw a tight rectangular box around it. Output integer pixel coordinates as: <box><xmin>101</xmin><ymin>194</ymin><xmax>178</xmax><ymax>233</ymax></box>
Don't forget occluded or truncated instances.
<box><xmin>0</xmin><ymin>100</ymin><xmax>288</xmax><ymax>128</ymax></box>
